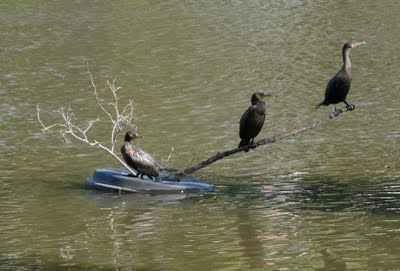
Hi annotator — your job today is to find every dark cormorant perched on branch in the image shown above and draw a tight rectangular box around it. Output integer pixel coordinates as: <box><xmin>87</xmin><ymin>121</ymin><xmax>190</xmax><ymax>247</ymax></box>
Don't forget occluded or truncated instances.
<box><xmin>121</xmin><ymin>131</ymin><xmax>175</xmax><ymax>179</ymax></box>
<box><xmin>316</xmin><ymin>41</ymin><xmax>366</xmax><ymax>115</ymax></box>
<box><xmin>239</xmin><ymin>92</ymin><xmax>271</xmax><ymax>152</ymax></box>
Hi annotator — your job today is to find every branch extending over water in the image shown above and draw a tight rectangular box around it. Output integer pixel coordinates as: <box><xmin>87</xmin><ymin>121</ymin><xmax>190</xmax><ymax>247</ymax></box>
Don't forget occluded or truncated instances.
<box><xmin>37</xmin><ymin>69</ymin><xmax>353</xmax><ymax>181</ymax></box>
<box><xmin>37</xmin><ymin>66</ymin><xmax>138</xmax><ymax>176</ymax></box>
<box><xmin>178</xmin><ymin>108</ymin><xmax>351</xmax><ymax>177</ymax></box>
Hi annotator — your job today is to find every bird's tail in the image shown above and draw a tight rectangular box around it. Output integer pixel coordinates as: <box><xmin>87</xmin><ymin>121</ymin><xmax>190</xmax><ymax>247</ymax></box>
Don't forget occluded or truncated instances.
<box><xmin>315</xmin><ymin>101</ymin><xmax>325</xmax><ymax>110</ymax></box>
<box><xmin>238</xmin><ymin>139</ymin><xmax>250</xmax><ymax>152</ymax></box>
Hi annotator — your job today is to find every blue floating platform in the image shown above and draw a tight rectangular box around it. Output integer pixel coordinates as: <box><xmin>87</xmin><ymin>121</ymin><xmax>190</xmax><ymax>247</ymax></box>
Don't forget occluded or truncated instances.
<box><xmin>85</xmin><ymin>168</ymin><xmax>214</xmax><ymax>194</ymax></box>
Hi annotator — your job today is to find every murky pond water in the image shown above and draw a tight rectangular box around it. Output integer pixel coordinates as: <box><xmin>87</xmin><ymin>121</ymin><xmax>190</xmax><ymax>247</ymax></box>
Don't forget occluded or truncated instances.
<box><xmin>1</xmin><ymin>1</ymin><xmax>399</xmax><ymax>270</ymax></box>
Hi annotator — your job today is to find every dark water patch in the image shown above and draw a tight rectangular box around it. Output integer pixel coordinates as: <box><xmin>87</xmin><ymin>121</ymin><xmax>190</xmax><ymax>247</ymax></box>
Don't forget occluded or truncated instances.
<box><xmin>198</xmin><ymin>173</ymin><xmax>400</xmax><ymax>215</ymax></box>
<box><xmin>275</xmin><ymin>175</ymin><xmax>400</xmax><ymax>214</ymax></box>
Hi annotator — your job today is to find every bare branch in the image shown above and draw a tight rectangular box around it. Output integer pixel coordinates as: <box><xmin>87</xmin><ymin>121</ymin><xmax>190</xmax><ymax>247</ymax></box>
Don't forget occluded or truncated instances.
<box><xmin>161</xmin><ymin>147</ymin><xmax>175</xmax><ymax>168</ymax></box>
<box><xmin>83</xmin><ymin>118</ymin><xmax>100</xmax><ymax>134</ymax></box>
<box><xmin>86</xmin><ymin>64</ymin><xmax>136</xmax><ymax>152</ymax></box>
<box><xmin>177</xmin><ymin>108</ymin><xmax>352</xmax><ymax>177</ymax></box>
<box><xmin>37</xmin><ymin>67</ymin><xmax>139</xmax><ymax>176</ymax></box>
<box><xmin>38</xmin><ymin>65</ymin><xmax>353</xmax><ymax>183</ymax></box>
<box><xmin>90</xmin><ymin>77</ymin><xmax>114</xmax><ymax>121</ymax></box>
<box><xmin>120</xmin><ymin>100</ymin><xmax>136</xmax><ymax>125</ymax></box>
<box><xmin>37</xmin><ymin>104</ymin><xmax>62</xmax><ymax>131</ymax></box>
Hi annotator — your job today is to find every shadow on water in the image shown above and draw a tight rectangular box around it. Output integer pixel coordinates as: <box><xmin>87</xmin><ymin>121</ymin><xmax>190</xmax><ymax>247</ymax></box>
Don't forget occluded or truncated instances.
<box><xmin>85</xmin><ymin>189</ymin><xmax>209</xmax><ymax>209</ymax></box>
<box><xmin>9</xmin><ymin>171</ymin><xmax>398</xmax><ymax>270</ymax></box>
<box><xmin>73</xmin><ymin>169</ymin><xmax>400</xmax><ymax>216</ymax></box>
<box><xmin>32</xmin><ymin>170</ymin><xmax>400</xmax><ymax>270</ymax></box>
<box><xmin>163</xmin><ymin>169</ymin><xmax>391</xmax><ymax>203</ymax></box>
<box><xmin>204</xmin><ymin>171</ymin><xmax>400</xmax><ymax>214</ymax></box>
<box><xmin>315</xmin><ymin>248</ymin><xmax>347</xmax><ymax>271</ymax></box>
<box><xmin>0</xmin><ymin>258</ymin><xmax>156</xmax><ymax>271</ymax></box>
<box><xmin>291</xmin><ymin>175</ymin><xmax>400</xmax><ymax>214</ymax></box>
<box><xmin>199</xmin><ymin>173</ymin><xmax>400</xmax><ymax>269</ymax></box>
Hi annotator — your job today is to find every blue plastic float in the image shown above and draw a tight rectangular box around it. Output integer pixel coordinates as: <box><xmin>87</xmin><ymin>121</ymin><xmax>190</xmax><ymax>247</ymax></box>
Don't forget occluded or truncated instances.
<box><xmin>85</xmin><ymin>168</ymin><xmax>214</xmax><ymax>194</ymax></box>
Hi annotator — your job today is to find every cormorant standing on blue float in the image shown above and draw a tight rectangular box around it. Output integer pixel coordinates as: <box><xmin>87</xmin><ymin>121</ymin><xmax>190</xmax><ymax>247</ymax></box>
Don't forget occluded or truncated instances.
<box><xmin>121</xmin><ymin>131</ymin><xmax>175</xmax><ymax>179</ymax></box>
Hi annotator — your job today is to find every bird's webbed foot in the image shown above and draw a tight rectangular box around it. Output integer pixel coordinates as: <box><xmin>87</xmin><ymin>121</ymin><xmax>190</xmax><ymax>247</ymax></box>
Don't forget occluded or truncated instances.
<box><xmin>140</xmin><ymin>174</ymin><xmax>158</xmax><ymax>181</ymax></box>
<box><xmin>249</xmin><ymin>140</ymin><xmax>257</xmax><ymax>149</ymax></box>
<box><xmin>346</xmin><ymin>104</ymin><xmax>355</xmax><ymax>111</ymax></box>
<box><xmin>333</xmin><ymin>106</ymin><xmax>342</xmax><ymax>117</ymax></box>
<box><xmin>344</xmin><ymin>101</ymin><xmax>355</xmax><ymax>111</ymax></box>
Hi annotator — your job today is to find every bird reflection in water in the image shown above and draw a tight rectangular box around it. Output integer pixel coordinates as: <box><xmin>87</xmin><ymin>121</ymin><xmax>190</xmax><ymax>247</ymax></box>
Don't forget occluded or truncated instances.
<box><xmin>316</xmin><ymin>249</ymin><xmax>347</xmax><ymax>271</ymax></box>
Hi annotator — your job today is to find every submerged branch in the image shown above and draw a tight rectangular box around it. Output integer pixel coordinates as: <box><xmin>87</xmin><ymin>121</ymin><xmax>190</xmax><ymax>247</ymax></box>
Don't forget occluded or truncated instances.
<box><xmin>178</xmin><ymin>108</ymin><xmax>351</xmax><ymax>177</ymax></box>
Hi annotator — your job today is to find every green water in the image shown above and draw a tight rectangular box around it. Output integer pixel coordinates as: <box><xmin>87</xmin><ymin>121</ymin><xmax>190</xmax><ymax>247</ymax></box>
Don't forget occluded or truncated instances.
<box><xmin>1</xmin><ymin>1</ymin><xmax>399</xmax><ymax>270</ymax></box>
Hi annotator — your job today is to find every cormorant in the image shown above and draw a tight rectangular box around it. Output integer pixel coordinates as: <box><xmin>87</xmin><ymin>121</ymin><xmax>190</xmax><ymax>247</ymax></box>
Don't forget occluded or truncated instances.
<box><xmin>316</xmin><ymin>41</ymin><xmax>366</xmax><ymax>115</ymax></box>
<box><xmin>239</xmin><ymin>92</ymin><xmax>271</xmax><ymax>152</ymax></box>
<box><xmin>121</xmin><ymin>131</ymin><xmax>171</xmax><ymax>179</ymax></box>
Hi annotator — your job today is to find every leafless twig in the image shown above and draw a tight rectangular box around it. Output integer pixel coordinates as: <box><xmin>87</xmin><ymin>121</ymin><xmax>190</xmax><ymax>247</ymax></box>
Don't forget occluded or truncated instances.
<box><xmin>87</xmin><ymin>65</ymin><xmax>136</xmax><ymax>152</ymax></box>
<box><xmin>161</xmin><ymin>147</ymin><xmax>175</xmax><ymax>168</ymax></box>
<box><xmin>37</xmin><ymin>66</ymin><xmax>137</xmax><ymax>175</ymax></box>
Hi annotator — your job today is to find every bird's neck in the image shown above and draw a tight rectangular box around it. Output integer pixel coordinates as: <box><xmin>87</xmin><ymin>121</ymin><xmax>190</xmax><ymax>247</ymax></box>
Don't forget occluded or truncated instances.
<box><xmin>254</xmin><ymin>100</ymin><xmax>266</xmax><ymax>110</ymax></box>
<box><xmin>342</xmin><ymin>47</ymin><xmax>351</xmax><ymax>72</ymax></box>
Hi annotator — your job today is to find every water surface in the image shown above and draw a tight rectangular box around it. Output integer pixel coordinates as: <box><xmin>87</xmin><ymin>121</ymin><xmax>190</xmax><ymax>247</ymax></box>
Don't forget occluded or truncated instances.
<box><xmin>1</xmin><ymin>1</ymin><xmax>399</xmax><ymax>270</ymax></box>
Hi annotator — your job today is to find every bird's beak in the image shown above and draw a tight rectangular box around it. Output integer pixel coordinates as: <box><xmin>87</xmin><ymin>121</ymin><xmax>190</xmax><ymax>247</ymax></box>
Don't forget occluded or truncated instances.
<box><xmin>133</xmin><ymin>133</ymin><xmax>143</xmax><ymax>139</ymax></box>
<box><xmin>261</xmin><ymin>93</ymin><xmax>272</xmax><ymax>99</ymax></box>
<box><xmin>352</xmin><ymin>41</ymin><xmax>366</xmax><ymax>47</ymax></box>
